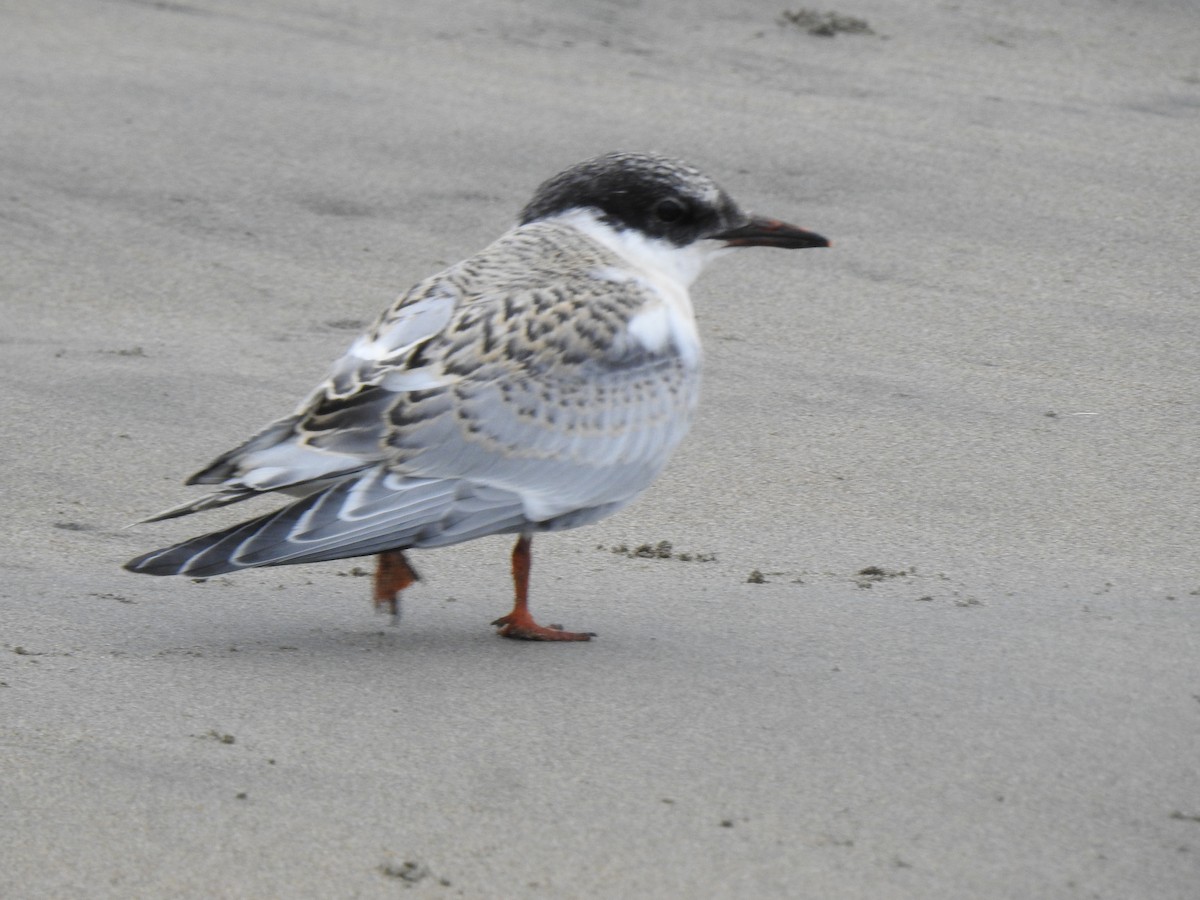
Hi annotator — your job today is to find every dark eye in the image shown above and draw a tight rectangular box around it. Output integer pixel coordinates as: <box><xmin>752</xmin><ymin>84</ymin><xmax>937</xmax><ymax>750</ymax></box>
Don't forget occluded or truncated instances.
<box><xmin>653</xmin><ymin>198</ymin><xmax>687</xmax><ymax>223</ymax></box>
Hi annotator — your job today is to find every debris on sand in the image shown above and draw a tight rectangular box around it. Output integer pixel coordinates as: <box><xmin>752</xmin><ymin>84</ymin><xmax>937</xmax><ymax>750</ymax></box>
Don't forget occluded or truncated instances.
<box><xmin>853</xmin><ymin>566</ymin><xmax>913</xmax><ymax>588</ymax></box>
<box><xmin>604</xmin><ymin>541</ymin><xmax>717</xmax><ymax>562</ymax></box>
<box><xmin>779</xmin><ymin>8</ymin><xmax>874</xmax><ymax>37</ymax></box>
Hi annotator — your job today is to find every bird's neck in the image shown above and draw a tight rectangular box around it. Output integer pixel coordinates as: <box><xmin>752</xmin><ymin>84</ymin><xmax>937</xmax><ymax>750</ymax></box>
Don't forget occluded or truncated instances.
<box><xmin>548</xmin><ymin>208</ymin><xmax>730</xmax><ymax>290</ymax></box>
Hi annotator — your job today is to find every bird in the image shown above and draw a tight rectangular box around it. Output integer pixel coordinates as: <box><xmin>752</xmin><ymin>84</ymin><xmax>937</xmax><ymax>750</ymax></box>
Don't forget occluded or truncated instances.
<box><xmin>124</xmin><ymin>151</ymin><xmax>829</xmax><ymax>641</ymax></box>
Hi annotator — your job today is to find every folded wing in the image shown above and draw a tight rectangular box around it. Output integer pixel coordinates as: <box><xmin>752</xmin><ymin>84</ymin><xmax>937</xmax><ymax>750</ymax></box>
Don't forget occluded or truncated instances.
<box><xmin>128</xmin><ymin>222</ymin><xmax>700</xmax><ymax>573</ymax></box>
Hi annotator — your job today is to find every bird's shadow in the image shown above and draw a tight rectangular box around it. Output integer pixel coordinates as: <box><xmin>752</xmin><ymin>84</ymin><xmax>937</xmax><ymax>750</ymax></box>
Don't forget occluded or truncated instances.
<box><xmin>145</xmin><ymin>614</ymin><xmax>596</xmax><ymax>667</ymax></box>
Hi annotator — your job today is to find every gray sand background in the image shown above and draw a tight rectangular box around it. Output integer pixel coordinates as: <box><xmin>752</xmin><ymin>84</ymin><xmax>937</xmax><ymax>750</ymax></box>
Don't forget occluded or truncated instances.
<box><xmin>3</xmin><ymin>1</ymin><xmax>1198</xmax><ymax>896</ymax></box>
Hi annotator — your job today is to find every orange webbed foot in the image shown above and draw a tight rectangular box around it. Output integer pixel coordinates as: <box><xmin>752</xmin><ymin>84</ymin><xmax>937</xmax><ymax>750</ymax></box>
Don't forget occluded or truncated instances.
<box><xmin>491</xmin><ymin>613</ymin><xmax>595</xmax><ymax>642</ymax></box>
<box><xmin>373</xmin><ymin>550</ymin><xmax>420</xmax><ymax>625</ymax></box>
<box><xmin>492</xmin><ymin>534</ymin><xmax>594</xmax><ymax>641</ymax></box>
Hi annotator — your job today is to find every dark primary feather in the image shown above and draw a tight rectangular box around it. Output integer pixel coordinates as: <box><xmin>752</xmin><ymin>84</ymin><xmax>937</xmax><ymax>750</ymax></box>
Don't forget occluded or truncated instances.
<box><xmin>126</xmin><ymin>471</ymin><xmax>531</xmax><ymax>576</ymax></box>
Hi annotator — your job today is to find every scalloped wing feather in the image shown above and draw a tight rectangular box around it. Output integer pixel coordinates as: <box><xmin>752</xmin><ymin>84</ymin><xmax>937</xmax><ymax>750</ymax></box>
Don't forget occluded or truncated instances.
<box><xmin>144</xmin><ymin>220</ymin><xmax>701</xmax><ymax>541</ymax></box>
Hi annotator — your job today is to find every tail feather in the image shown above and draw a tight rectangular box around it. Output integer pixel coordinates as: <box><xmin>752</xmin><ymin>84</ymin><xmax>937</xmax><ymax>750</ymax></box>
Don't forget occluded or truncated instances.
<box><xmin>135</xmin><ymin>488</ymin><xmax>260</xmax><ymax>524</ymax></box>
<box><xmin>124</xmin><ymin>468</ymin><xmax>530</xmax><ymax>578</ymax></box>
<box><xmin>186</xmin><ymin>415</ymin><xmax>302</xmax><ymax>485</ymax></box>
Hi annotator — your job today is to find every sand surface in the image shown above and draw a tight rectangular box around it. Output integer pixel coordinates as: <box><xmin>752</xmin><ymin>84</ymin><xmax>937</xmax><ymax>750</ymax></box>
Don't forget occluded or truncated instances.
<box><xmin>3</xmin><ymin>1</ymin><xmax>1199</xmax><ymax>897</ymax></box>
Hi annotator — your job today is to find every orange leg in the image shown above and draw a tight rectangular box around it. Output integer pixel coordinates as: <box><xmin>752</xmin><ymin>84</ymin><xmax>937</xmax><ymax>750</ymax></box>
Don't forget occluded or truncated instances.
<box><xmin>491</xmin><ymin>534</ymin><xmax>594</xmax><ymax>641</ymax></box>
<box><xmin>373</xmin><ymin>549</ymin><xmax>420</xmax><ymax>624</ymax></box>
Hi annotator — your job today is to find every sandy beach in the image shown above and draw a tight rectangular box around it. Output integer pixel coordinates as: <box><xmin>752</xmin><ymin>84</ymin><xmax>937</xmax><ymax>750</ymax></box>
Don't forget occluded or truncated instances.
<box><xmin>3</xmin><ymin>1</ymin><xmax>1198</xmax><ymax>896</ymax></box>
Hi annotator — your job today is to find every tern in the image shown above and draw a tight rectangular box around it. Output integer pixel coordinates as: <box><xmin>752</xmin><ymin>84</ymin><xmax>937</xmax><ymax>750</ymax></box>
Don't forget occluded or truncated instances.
<box><xmin>125</xmin><ymin>151</ymin><xmax>829</xmax><ymax>641</ymax></box>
